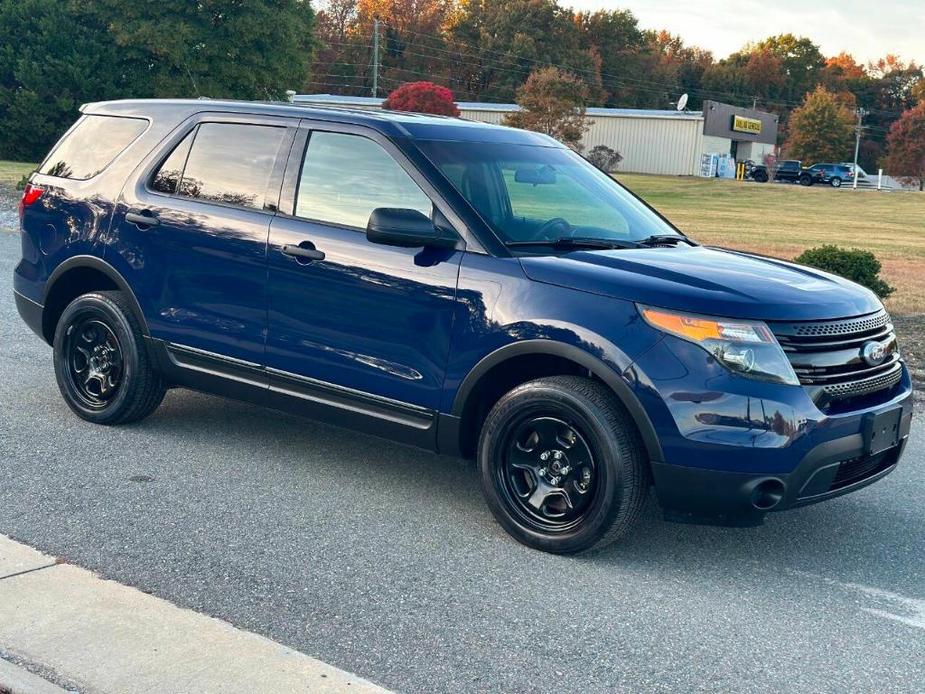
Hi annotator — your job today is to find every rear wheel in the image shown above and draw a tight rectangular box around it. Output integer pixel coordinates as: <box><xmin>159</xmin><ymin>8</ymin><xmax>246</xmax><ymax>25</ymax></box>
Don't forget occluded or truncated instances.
<box><xmin>799</xmin><ymin>174</ymin><xmax>813</xmax><ymax>186</ymax></box>
<box><xmin>478</xmin><ymin>376</ymin><xmax>648</xmax><ymax>554</ymax></box>
<box><xmin>754</xmin><ymin>169</ymin><xmax>768</xmax><ymax>183</ymax></box>
<box><xmin>54</xmin><ymin>291</ymin><xmax>165</xmax><ymax>425</ymax></box>
<box><xmin>830</xmin><ymin>177</ymin><xmax>843</xmax><ymax>188</ymax></box>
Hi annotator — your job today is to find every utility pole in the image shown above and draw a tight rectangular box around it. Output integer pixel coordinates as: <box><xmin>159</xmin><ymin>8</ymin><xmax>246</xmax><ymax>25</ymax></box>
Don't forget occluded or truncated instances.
<box><xmin>752</xmin><ymin>96</ymin><xmax>758</xmax><ymax>110</ymax></box>
<box><xmin>372</xmin><ymin>17</ymin><xmax>380</xmax><ymax>98</ymax></box>
<box><xmin>852</xmin><ymin>107</ymin><xmax>867</xmax><ymax>190</ymax></box>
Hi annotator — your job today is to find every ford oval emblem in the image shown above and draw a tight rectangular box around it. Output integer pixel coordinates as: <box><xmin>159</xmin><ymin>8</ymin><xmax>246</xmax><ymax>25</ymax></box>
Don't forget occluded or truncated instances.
<box><xmin>861</xmin><ymin>340</ymin><xmax>887</xmax><ymax>366</ymax></box>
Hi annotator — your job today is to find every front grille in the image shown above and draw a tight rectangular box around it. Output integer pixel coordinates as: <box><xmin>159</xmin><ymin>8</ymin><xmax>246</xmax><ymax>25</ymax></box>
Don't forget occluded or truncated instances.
<box><xmin>769</xmin><ymin>310</ymin><xmax>901</xmax><ymax>404</ymax></box>
<box><xmin>829</xmin><ymin>451</ymin><xmax>895</xmax><ymax>491</ymax></box>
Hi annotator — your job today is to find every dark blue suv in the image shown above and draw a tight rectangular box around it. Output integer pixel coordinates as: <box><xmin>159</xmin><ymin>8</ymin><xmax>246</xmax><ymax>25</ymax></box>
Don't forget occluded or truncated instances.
<box><xmin>14</xmin><ymin>100</ymin><xmax>913</xmax><ymax>553</ymax></box>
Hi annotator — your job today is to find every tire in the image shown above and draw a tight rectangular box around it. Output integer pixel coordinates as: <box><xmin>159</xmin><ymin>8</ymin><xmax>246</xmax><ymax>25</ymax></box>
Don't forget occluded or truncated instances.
<box><xmin>830</xmin><ymin>177</ymin><xmax>842</xmax><ymax>188</ymax></box>
<box><xmin>478</xmin><ymin>376</ymin><xmax>648</xmax><ymax>554</ymax></box>
<box><xmin>799</xmin><ymin>174</ymin><xmax>813</xmax><ymax>186</ymax></box>
<box><xmin>754</xmin><ymin>170</ymin><xmax>768</xmax><ymax>183</ymax></box>
<box><xmin>53</xmin><ymin>291</ymin><xmax>166</xmax><ymax>425</ymax></box>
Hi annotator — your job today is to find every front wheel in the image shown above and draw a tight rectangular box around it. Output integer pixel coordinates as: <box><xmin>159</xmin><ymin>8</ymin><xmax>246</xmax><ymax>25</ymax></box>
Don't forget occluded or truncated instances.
<box><xmin>53</xmin><ymin>291</ymin><xmax>166</xmax><ymax>425</ymax></box>
<box><xmin>478</xmin><ymin>376</ymin><xmax>648</xmax><ymax>554</ymax></box>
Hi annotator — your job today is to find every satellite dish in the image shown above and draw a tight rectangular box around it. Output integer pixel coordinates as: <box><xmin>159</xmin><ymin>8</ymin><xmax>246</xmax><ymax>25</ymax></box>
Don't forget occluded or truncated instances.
<box><xmin>677</xmin><ymin>93</ymin><xmax>689</xmax><ymax>111</ymax></box>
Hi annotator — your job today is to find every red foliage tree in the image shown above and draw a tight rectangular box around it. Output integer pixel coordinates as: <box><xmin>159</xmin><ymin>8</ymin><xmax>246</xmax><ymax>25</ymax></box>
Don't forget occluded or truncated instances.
<box><xmin>383</xmin><ymin>81</ymin><xmax>460</xmax><ymax>116</ymax></box>
<box><xmin>884</xmin><ymin>101</ymin><xmax>925</xmax><ymax>190</ymax></box>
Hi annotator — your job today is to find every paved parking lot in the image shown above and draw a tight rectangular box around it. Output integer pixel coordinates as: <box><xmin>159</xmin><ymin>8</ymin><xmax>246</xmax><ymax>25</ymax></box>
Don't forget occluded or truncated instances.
<box><xmin>1</xmin><ymin>232</ymin><xmax>923</xmax><ymax>692</ymax></box>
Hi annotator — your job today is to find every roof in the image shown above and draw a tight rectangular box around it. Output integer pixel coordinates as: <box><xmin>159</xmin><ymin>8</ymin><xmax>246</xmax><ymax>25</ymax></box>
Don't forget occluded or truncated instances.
<box><xmin>294</xmin><ymin>94</ymin><xmax>705</xmax><ymax>120</ymax></box>
<box><xmin>81</xmin><ymin>98</ymin><xmax>558</xmax><ymax>145</ymax></box>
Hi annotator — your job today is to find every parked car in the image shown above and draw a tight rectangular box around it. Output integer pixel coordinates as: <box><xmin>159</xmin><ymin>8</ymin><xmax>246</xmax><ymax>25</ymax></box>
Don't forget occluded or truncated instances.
<box><xmin>800</xmin><ymin>163</ymin><xmax>855</xmax><ymax>187</ymax></box>
<box><xmin>14</xmin><ymin>100</ymin><xmax>913</xmax><ymax>554</ymax></box>
<box><xmin>773</xmin><ymin>159</ymin><xmax>803</xmax><ymax>182</ymax></box>
<box><xmin>743</xmin><ymin>160</ymin><xmax>769</xmax><ymax>182</ymax></box>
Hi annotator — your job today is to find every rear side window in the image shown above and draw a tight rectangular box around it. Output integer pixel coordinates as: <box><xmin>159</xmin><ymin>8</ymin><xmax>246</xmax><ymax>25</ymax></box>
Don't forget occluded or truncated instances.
<box><xmin>40</xmin><ymin>115</ymin><xmax>147</xmax><ymax>180</ymax></box>
<box><xmin>151</xmin><ymin>131</ymin><xmax>194</xmax><ymax>195</ymax></box>
<box><xmin>174</xmin><ymin>123</ymin><xmax>287</xmax><ymax>210</ymax></box>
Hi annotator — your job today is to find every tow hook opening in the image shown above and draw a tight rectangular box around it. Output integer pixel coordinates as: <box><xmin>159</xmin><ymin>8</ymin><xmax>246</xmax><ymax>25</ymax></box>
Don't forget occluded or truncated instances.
<box><xmin>751</xmin><ymin>479</ymin><xmax>786</xmax><ymax>511</ymax></box>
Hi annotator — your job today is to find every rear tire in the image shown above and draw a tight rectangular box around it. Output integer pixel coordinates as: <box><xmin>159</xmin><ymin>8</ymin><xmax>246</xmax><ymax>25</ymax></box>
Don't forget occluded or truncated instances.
<box><xmin>831</xmin><ymin>177</ymin><xmax>842</xmax><ymax>188</ymax></box>
<box><xmin>53</xmin><ymin>291</ymin><xmax>166</xmax><ymax>425</ymax></box>
<box><xmin>799</xmin><ymin>174</ymin><xmax>813</xmax><ymax>186</ymax></box>
<box><xmin>478</xmin><ymin>376</ymin><xmax>648</xmax><ymax>554</ymax></box>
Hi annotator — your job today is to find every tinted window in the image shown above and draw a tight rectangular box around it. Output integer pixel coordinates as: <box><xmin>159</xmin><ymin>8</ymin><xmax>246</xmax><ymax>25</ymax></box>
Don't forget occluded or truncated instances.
<box><xmin>151</xmin><ymin>131</ymin><xmax>194</xmax><ymax>194</ymax></box>
<box><xmin>40</xmin><ymin>115</ymin><xmax>147</xmax><ymax>180</ymax></box>
<box><xmin>296</xmin><ymin>132</ymin><xmax>432</xmax><ymax>228</ymax></box>
<box><xmin>179</xmin><ymin>123</ymin><xmax>287</xmax><ymax>210</ymax></box>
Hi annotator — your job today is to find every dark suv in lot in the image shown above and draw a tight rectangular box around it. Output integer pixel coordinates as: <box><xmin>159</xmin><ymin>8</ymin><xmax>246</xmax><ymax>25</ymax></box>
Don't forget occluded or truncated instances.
<box><xmin>14</xmin><ymin>100</ymin><xmax>913</xmax><ymax>554</ymax></box>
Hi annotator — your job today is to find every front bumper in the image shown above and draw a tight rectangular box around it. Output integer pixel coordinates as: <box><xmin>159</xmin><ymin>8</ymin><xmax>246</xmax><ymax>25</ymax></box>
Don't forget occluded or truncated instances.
<box><xmin>652</xmin><ymin>408</ymin><xmax>912</xmax><ymax>525</ymax></box>
<box><xmin>630</xmin><ymin>334</ymin><xmax>915</xmax><ymax>524</ymax></box>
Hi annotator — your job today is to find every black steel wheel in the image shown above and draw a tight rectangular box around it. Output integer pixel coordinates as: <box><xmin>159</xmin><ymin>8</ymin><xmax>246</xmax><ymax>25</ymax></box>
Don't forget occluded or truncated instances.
<box><xmin>479</xmin><ymin>376</ymin><xmax>648</xmax><ymax>554</ymax></box>
<box><xmin>53</xmin><ymin>291</ymin><xmax>166</xmax><ymax>425</ymax></box>
<box><xmin>500</xmin><ymin>415</ymin><xmax>598</xmax><ymax>533</ymax></box>
<box><xmin>62</xmin><ymin>316</ymin><xmax>124</xmax><ymax>410</ymax></box>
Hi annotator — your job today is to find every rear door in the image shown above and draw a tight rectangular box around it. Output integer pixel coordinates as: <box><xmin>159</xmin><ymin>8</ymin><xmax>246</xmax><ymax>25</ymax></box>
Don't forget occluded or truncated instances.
<box><xmin>111</xmin><ymin>115</ymin><xmax>295</xmax><ymax>365</ymax></box>
<box><xmin>264</xmin><ymin>123</ymin><xmax>465</xmax><ymax>444</ymax></box>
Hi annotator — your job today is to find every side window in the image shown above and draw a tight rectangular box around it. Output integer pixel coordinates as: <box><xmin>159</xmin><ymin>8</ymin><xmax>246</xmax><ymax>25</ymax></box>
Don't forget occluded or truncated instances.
<box><xmin>296</xmin><ymin>131</ymin><xmax>432</xmax><ymax>228</ymax></box>
<box><xmin>178</xmin><ymin>123</ymin><xmax>287</xmax><ymax>210</ymax></box>
<box><xmin>151</xmin><ymin>131</ymin><xmax>194</xmax><ymax>194</ymax></box>
<box><xmin>40</xmin><ymin>115</ymin><xmax>147</xmax><ymax>180</ymax></box>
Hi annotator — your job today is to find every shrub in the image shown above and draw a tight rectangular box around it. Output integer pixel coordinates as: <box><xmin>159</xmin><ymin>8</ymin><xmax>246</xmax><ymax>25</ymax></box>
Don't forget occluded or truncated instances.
<box><xmin>585</xmin><ymin>145</ymin><xmax>622</xmax><ymax>172</ymax></box>
<box><xmin>16</xmin><ymin>173</ymin><xmax>30</xmax><ymax>190</ymax></box>
<box><xmin>795</xmin><ymin>245</ymin><xmax>895</xmax><ymax>298</ymax></box>
<box><xmin>383</xmin><ymin>82</ymin><xmax>460</xmax><ymax>117</ymax></box>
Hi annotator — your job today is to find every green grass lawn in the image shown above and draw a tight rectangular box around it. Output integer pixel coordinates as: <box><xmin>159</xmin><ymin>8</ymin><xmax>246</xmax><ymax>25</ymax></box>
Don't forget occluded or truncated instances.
<box><xmin>0</xmin><ymin>160</ymin><xmax>36</xmax><ymax>187</ymax></box>
<box><xmin>617</xmin><ymin>173</ymin><xmax>925</xmax><ymax>315</ymax></box>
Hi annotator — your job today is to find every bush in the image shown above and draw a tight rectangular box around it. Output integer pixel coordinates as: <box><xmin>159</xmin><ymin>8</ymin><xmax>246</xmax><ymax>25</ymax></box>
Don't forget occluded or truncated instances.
<box><xmin>585</xmin><ymin>145</ymin><xmax>623</xmax><ymax>172</ymax></box>
<box><xmin>795</xmin><ymin>245</ymin><xmax>895</xmax><ymax>298</ymax></box>
<box><xmin>383</xmin><ymin>82</ymin><xmax>460</xmax><ymax>117</ymax></box>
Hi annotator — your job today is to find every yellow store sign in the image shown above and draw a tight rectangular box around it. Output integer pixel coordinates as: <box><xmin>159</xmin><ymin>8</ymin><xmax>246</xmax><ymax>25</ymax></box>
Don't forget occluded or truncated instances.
<box><xmin>732</xmin><ymin>115</ymin><xmax>762</xmax><ymax>134</ymax></box>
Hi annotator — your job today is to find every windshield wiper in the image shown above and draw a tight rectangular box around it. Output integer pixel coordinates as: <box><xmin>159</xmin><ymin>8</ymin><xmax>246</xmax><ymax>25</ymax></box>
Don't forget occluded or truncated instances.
<box><xmin>506</xmin><ymin>236</ymin><xmax>641</xmax><ymax>250</ymax></box>
<box><xmin>637</xmin><ymin>234</ymin><xmax>698</xmax><ymax>247</ymax></box>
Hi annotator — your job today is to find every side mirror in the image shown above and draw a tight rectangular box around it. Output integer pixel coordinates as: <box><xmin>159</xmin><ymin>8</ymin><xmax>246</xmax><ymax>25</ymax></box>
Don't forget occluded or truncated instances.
<box><xmin>366</xmin><ymin>208</ymin><xmax>458</xmax><ymax>249</ymax></box>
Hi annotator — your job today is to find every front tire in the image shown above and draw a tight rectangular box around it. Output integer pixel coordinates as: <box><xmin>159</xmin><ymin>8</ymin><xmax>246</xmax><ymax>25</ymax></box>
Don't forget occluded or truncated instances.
<box><xmin>478</xmin><ymin>376</ymin><xmax>648</xmax><ymax>554</ymax></box>
<box><xmin>53</xmin><ymin>291</ymin><xmax>166</xmax><ymax>425</ymax></box>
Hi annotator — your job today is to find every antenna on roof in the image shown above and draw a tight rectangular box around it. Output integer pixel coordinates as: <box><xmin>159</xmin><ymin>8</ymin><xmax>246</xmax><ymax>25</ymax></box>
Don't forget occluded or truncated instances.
<box><xmin>677</xmin><ymin>93</ymin><xmax>689</xmax><ymax>111</ymax></box>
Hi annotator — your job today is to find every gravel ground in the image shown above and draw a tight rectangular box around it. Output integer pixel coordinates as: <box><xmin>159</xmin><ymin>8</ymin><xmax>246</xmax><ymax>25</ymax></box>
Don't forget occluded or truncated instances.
<box><xmin>1</xmin><ymin>230</ymin><xmax>924</xmax><ymax>692</ymax></box>
<box><xmin>0</xmin><ymin>184</ymin><xmax>19</xmax><ymax>233</ymax></box>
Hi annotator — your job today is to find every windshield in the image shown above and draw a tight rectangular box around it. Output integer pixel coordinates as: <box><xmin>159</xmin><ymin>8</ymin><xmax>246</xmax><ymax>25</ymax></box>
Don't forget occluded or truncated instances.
<box><xmin>418</xmin><ymin>140</ymin><xmax>680</xmax><ymax>246</ymax></box>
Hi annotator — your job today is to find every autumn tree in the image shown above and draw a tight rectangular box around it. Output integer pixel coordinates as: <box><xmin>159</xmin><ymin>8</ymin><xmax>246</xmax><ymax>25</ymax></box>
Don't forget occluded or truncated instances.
<box><xmin>884</xmin><ymin>101</ymin><xmax>925</xmax><ymax>190</ymax></box>
<box><xmin>784</xmin><ymin>86</ymin><xmax>855</xmax><ymax>163</ymax></box>
<box><xmin>504</xmin><ymin>67</ymin><xmax>590</xmax><ymax>150</ymax></box>
<box><xmin>383</xmin><ymin>81</ymin><xmax>460</xmax><ymax>115</ymax></box>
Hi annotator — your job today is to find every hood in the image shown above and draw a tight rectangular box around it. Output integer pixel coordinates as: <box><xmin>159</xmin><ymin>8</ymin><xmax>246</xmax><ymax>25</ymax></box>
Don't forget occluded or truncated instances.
<box><xmin>519</xmin><ymin>246</ymin><xmax>882</xmax><ymax>321</ymax></box>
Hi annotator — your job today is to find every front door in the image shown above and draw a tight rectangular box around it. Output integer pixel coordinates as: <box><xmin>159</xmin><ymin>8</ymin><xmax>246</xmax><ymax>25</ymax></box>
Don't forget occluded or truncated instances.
<box><xmin>266</xmin><ymin>127</ymin><xmax>463</xmax><ymax>443</ymax></box>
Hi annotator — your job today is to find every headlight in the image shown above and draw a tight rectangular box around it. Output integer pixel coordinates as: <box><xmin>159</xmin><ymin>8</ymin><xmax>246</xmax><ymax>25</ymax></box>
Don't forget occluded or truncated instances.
<box><xmin>638</xmin><ymin>305</ymin><xmax>799</xmax><ymax>386</ymax></box>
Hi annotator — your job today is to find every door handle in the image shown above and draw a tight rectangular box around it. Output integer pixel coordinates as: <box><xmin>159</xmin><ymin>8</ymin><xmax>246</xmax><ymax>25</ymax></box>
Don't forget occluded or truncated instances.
<box><xmin>125</xmin><ymin>211</ymin><xmax>160</xmax><ymax>227</ymax></box>
<box><xmin>282</xmin><ymin>243</ymin><xmax>325</xmax><ymax>263</ymax></box>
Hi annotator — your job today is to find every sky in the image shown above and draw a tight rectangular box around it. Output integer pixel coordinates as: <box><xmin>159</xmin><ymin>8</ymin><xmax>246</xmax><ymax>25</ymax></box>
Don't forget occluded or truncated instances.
<box><xmin>565</xmin><ymin>0</ymin><xmax>925</xmax><ymax>66</ymax></box>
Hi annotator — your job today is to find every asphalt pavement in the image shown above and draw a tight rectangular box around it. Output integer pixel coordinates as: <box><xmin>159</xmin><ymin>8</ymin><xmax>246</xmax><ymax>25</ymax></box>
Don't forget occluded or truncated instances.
<box><xmin>1</xmin><ymin>231</ymin><xmax>923</xmax><ymax>693</ymax></box>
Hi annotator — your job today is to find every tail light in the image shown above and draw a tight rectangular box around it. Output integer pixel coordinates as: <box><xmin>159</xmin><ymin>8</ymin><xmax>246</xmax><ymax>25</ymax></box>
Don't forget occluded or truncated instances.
<box><xmin>18</xmin><ymin>183</ymin><xmax>44</xmax><ymax>220</ymax></box>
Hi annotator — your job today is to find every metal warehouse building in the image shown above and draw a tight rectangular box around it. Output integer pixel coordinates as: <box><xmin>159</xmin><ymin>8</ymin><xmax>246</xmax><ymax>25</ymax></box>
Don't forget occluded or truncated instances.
<box><xmin>294</xmin><ymin>94</ymin><xmax>779</xmax><ymax>177</ymax></box>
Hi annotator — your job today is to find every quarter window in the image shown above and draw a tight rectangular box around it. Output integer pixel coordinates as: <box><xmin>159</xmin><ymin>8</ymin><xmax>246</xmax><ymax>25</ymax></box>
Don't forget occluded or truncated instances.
<box><xmin>40</xmin><ymin>115</ymin><xmax>147</xmax><ymax>180</ymax></box>
<box><xmin>295</xmin><ymin>132</ymin><xmax>432</xmax><ymax>228</ymax></box>
<box><xmin>175</xmin><ymin>123</ymin><xmax>287</xmax><ymax>210</ymax></box>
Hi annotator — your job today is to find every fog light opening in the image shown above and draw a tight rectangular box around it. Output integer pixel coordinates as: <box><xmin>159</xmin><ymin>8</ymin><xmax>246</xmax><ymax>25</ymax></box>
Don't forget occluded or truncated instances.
<box><xmin>751</xmin><ymin>479</ymin><xmax>785</xmax><ymax>511</ymax></box>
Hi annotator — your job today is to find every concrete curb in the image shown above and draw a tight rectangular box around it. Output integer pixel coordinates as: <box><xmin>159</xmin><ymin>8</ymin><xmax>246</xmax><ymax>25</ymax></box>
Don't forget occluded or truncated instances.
<box><xmin>0</xmin><ymin>535</ymin><xmax>390</xmax><ymax>694</ymax></box>
<box><xmin>0</xmin><ymin>658</ymin><xmax>67</xmax><ymax>694</ymax></box>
